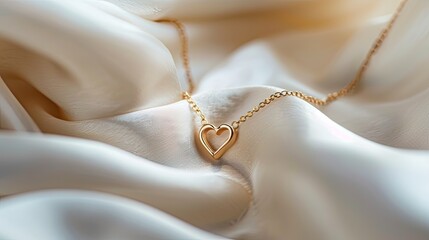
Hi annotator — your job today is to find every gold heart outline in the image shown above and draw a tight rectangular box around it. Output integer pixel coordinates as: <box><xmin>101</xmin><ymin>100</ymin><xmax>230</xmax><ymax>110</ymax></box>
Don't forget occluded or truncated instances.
<box><xmin>198</xmin><ymin>123</ymin><xmax>238</xmax><ymax>160</ymax></box>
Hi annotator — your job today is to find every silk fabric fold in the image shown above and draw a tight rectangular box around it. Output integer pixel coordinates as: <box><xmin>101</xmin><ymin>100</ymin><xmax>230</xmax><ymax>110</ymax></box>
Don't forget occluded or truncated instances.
<box><xmin>1</xmin><ymin>0</ymin><xmax>429</xmax><ymax>239</ymax></box>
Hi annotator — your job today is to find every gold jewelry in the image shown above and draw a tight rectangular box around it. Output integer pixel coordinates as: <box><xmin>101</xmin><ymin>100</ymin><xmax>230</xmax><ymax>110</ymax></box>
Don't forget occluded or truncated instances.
<box><xmin>159</xmin><ymin>0</ymin><xmax>408</xmax><ymax>160</ymax></box>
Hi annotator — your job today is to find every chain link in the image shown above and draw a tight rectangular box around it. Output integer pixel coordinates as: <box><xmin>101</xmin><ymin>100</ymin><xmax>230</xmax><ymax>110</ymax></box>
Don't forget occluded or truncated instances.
<box><xmin>159</xmin><ymin>0</ymin><xmax>408</xmax><ymax>129</ymax></box>
<box><xmin>324</xmin><ymin>0</ymin><xmax>408</xmax><ymax>104</ymax></box>
<box><xmin>231</xmin><ymin>90</ymin><xmax>327</xmax><ymax>129</ymax></box>
<box><xmin>182</xmin><ymin>91</ymin><xmax>208</xmax><ymax>124</ymax></box>
<box><xmin>157</xmin><ymin>19</ymin><xmax>195</xmax><ymax>95</ymax></box>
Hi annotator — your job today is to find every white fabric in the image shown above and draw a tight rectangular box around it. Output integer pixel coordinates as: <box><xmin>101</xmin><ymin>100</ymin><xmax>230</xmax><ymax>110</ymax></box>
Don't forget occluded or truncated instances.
<box><xmin>1</xmin><ymin>0</ymin><xmax>429</xmax><ymax>239</ymax></box>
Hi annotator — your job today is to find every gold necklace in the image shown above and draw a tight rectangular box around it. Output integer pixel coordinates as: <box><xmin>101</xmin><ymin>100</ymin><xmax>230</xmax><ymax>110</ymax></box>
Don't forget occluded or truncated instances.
<box><xmin>159</xmin><ymin>0</ymin><xmax>408</xmax><ymax>160</ymax></box>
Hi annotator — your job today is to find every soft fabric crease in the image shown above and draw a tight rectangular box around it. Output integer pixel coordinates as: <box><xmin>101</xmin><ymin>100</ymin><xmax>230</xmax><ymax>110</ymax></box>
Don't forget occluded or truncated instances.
<box><xmin>1</xmin><ymin>0</ymin><xmax>429</xmax><ymax>239</ymax></box>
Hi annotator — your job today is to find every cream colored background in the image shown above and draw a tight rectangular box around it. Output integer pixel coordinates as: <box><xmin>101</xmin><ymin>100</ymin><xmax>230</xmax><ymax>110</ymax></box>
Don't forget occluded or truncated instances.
<box><xmin>1</xmin><ymin>0</ymin><xmax>429</xmax><ymax>239</ymax></box>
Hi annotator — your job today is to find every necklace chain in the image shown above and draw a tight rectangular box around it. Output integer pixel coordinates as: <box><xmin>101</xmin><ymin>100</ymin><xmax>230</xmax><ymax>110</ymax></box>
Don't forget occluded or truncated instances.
<box><xmin>160</xmin><ymin>0</ymin><xmax>408</xmax><ymax>130</ymax></box>
<box><xmin>158</xmin><ymin>0</ymin><xmax>408</xmax><ymax>160</ymax></box>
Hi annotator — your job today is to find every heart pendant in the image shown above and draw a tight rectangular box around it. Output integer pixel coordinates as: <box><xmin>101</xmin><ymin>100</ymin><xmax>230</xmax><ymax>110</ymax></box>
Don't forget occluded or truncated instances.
<box><xmin>198</xmin><ymin>123</ymin><xmax>238</xmax><ymax>160</ymax></box>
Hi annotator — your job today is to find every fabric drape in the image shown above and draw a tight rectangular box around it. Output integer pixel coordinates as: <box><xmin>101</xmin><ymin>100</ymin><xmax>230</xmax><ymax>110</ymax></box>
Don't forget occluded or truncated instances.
<box><xmin>1</xmin><ymin>0</ymin><xmax>429</xmax><ymax>239</ymax></box>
